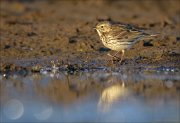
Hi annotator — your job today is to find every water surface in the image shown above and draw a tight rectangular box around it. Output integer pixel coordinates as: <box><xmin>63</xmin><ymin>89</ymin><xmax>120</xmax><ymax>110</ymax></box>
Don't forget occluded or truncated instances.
<box><xmin>0</xmin><ymin>67</ymin><xmax>179</xmax><ymax>122</ymax></box>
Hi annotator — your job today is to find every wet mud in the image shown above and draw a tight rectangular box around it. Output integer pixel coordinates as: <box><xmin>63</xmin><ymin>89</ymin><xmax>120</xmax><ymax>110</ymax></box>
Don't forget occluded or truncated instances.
<box><xmin>0</xmin><ymin>0</ymin><xmax>180</xmax><ymax>73</ymax></box>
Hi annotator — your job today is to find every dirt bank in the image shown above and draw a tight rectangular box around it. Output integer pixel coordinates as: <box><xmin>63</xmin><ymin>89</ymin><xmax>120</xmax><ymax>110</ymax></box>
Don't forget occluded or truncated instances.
<box><xmin>0</xmin><ymin>0</ymin><xmax>180</xmax><ymax>72</ymax></box>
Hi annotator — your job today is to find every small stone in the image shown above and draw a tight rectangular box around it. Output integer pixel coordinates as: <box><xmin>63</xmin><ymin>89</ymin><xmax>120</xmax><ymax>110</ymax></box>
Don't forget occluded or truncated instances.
<box><xmin>40</xmin><ymin>69</ymin><xmax>48</xmax><ymax>75</ymax></box>
<box><xmin>18</xmin><ymin>69</ymin><xmax>28</xmax><ymax>76</ymax></box>
<box><xmin>99</xmin><ymin>47</ymin><xmax>110</xmax><ymax>52</ymax></box>
<box><xmin>27</xmin><ymin>32</ymin><xmax>37</xmax><ymax>37</ymax></box>
<box><xmin>4</xmin><ymin>45</ymin><xmax>11</xmax><ymax>49</ymax></box>
<box><xmin>69</xmin><ymin>36</ymin><xmax>77</xmax><ymax>43</ymax></box>
<box><xmin>31</xmin><ymin>65</ymin><xmax>42</xmax><ymax>72</ymax></box>
<box><xmin>143</xmin><ymin>41</ymin><xmax>153</xmax><ymax>47</ymax></box>
<box><xmin>149</xmin><ymin>23</ymin><xmax>156</xmax><ymax>27</ymax></box>
<box><xmin>176</xmin><ymin>37</ymin><xmax>180</xmax><ymax>41</ymax></box>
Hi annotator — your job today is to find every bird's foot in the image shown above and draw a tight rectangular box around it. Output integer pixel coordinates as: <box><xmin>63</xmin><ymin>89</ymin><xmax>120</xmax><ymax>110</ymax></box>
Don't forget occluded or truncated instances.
<box><xmin>107</xmin><ymin>53</ymin><xmax>125</xmax><ymax>65</ymax></box>
<box><xmin>107</xmin><ymin>53</ymin><xmax>120</xmax><ymax>60</ymax></box>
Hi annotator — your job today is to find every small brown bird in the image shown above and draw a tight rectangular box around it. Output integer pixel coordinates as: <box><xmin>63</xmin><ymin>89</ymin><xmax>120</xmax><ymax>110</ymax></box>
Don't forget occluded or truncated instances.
<box><xmin>95</xmin><ymin>21</ymin><xmax>157</xmax><ymax>63</ymax></box>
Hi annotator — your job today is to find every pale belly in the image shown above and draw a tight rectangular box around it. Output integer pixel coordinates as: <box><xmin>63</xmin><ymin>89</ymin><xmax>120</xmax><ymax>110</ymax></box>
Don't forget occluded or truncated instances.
<box><xmin>102</xmin><ymin>40</ymin><xmax>132</xmax><ymax>51</ymax></box>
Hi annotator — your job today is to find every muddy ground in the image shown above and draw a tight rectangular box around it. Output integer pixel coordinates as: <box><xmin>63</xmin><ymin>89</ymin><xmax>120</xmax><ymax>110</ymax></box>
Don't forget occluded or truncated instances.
<box><xmin>0</xmin><ymin>0</ymin><xmax>180</xmax><ymax>72</ymax></box>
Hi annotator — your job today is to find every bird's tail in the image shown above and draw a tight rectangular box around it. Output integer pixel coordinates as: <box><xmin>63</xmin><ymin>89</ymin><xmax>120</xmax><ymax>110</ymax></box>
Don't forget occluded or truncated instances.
<box><xmin>142</xmin><ymin>32</ymin><xmax>160</xmax><ymax>38</ymax></box>
<box><xmin>150</xmin><ymin>33</ymin><xmax>159</xmax><ymax>37</ymax></box>
<box><xmin>140</xmin><ymin>33</ymin><xmax>160</xmax><ymax>41</ymax></box>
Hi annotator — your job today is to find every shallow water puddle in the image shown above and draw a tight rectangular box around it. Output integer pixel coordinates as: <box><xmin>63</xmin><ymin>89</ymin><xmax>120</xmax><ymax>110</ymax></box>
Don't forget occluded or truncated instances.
<box><xmin>0</xmin><ymin>68</ymin><xmax>179</xmax><ymax>122</ymax></box>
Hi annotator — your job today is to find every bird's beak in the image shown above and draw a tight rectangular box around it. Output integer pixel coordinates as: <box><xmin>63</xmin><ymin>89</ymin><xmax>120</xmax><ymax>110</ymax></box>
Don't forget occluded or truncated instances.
<box><xmin>93</xmin><ymin>27</ymin><xmax>97</xmax><ymax>30</ymax></box>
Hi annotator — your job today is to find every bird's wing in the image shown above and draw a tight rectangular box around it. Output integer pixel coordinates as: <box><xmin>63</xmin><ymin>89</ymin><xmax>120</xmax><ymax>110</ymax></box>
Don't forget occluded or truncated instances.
<box><xmin>110</xmin><ymin>24</ymin><xmax>143</xmax><ymax>40</ymax></box>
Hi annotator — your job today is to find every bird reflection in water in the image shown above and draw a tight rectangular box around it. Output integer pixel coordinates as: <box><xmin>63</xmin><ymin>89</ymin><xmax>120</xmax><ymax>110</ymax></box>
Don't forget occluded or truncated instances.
<box><xmin>98</xmin><ymin>73</ymin><xmax>129</xmax><ymax>112</ymax></box>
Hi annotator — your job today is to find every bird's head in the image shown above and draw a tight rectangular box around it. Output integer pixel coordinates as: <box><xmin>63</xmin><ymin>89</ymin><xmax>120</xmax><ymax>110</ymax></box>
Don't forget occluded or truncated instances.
<box><xmin>95</xmin><ymin>21</ymin><xmax>112</xmax><ymax>33</ymax></box>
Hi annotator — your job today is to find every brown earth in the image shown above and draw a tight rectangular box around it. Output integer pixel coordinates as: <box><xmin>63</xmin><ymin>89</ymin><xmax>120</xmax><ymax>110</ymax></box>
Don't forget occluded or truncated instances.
<box><xmin>0</xmin><ymin>0</ymin><xmax>180</xmax><ymax>72</ymax></box>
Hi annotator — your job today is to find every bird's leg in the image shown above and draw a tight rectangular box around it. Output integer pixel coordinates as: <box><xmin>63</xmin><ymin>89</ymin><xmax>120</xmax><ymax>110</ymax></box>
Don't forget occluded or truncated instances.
<box><xmin>107</xmin><ymin>51</ymin><xmax>120</xmax><ymax>60</ymax></box>
<box><xmin>119</xmin><ymin>50</ymin><xmax>125</xmax><ymax>63</ymax></box>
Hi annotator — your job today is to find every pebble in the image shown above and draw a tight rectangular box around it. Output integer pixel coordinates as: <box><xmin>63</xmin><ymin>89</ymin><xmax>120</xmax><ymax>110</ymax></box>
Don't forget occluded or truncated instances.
<box><xmin>156</xmin><ymin>66</ymin><xmax>178</xmax><ymax>72</ymax></box>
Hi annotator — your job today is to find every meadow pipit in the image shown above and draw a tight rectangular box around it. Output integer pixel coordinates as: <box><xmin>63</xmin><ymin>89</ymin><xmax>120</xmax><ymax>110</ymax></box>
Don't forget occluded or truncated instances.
<box><xmin>95</xmin><ymin>21</ymin><xmax>157</xmax><ymax>63</ymax></box>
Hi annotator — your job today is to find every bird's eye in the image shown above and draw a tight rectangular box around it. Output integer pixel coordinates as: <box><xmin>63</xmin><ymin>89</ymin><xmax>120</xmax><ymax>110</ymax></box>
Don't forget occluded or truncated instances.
<box><xmin>101</xmin><ymin>26</ymin><xmax>103</xmax><ymax>28</ymax></box>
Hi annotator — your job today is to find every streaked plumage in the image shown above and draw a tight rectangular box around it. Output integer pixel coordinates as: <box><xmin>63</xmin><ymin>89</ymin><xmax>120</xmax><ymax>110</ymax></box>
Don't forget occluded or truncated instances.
<box><xmin>95</xmin><ymin>21</ymin><xmax>156</xmax><ymax>63</ymax></box>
